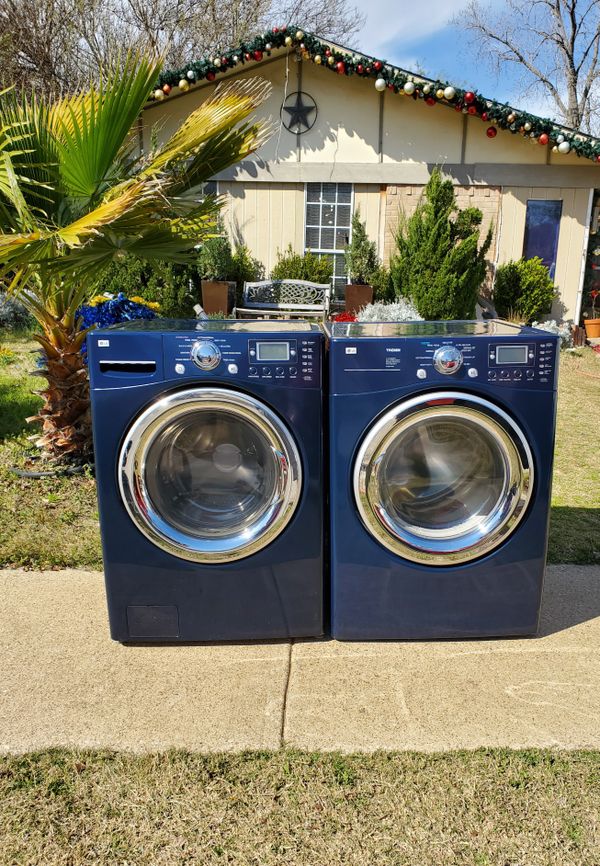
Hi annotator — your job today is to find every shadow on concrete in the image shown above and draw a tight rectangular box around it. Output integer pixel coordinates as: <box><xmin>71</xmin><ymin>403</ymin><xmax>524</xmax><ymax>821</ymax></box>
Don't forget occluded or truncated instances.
<box><xmin>538</xmin><ymin>561</ymin><xmax>600</xmax><ymax>637</ymax></box>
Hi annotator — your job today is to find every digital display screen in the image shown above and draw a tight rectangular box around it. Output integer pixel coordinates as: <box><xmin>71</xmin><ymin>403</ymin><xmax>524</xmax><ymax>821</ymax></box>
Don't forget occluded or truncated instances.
<box><xmin>496</xmin><ymin>345</ymin><xmax>529</xmax><ymax>365</ymax></box>
<box><xmin>256</xmin><ymin>341</ymin><xmax>290</xmax><ymax>361</ymax></box>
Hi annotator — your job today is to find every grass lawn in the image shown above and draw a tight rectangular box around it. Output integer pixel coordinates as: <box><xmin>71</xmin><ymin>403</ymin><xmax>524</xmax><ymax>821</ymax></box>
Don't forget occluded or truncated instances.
<box><xmin>0</xmin><ymin>749</ymin><xmax>599</xmax><ymax>864</ymax></box>
<box><xmin>0</xmin><ymin>331</ymin><xmax>598</xmax><ymax>568</ymax></box>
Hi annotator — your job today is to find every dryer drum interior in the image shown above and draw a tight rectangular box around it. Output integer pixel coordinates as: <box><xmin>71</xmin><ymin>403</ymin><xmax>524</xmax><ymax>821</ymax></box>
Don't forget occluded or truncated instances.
<box><xmin>119</xmin><ymin>387</ymin><xmax>302</xmax><ymax>563</ymax></box>
<box><xmin>353</xmin><ymin>391</ymin><xmax>534</xmax><ymax>565</ymax></box>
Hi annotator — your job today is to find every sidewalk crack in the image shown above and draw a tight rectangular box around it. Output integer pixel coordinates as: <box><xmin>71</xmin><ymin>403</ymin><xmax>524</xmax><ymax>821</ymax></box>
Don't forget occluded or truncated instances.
<box><xmin>279</xmin><ymin>640</ymin><xmax>293</xmax><ymax>748</ymax></box>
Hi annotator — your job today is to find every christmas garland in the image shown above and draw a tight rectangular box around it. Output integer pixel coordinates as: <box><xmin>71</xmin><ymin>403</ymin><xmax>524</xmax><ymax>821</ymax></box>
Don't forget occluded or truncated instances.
<box><xmin>153</xmin><ymin>26</ymin><xmax>600</xmax><ymax>164</ymax></box>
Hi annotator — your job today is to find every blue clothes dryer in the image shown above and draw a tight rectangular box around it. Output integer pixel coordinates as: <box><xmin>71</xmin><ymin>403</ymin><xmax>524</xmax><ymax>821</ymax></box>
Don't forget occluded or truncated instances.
<box><xmin>88</xmin><ymin>320</ymin><xmax>323</xmax><ymax>642</ymax></box>
<box><xmin>327</xmin><ymin>320</ymin><xmax>559</xmax><ymax>640</ymax></box>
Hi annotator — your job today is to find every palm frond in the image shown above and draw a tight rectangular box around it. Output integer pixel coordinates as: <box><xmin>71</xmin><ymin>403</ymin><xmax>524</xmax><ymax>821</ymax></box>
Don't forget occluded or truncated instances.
<box><xmin>143</xmin><ymin>78</ymin><xmax>272</xmax><ymax>178</ymax></box>
<box><xmin>50</xmin><ymin>53</ymin><xmax>162</xmax><ymax>201</ymax></box>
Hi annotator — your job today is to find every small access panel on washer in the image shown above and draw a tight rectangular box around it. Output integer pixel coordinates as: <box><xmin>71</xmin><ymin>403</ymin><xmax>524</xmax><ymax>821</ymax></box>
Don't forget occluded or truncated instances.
<box><xmin>327</xmin><ymin>320</ymin><xmax>559</xmax><ymax>640</ymax></box>
<box><xmin>88</xmin><ymin>319</ymin><xmax>323</xmax><ymax>642</ymax></box>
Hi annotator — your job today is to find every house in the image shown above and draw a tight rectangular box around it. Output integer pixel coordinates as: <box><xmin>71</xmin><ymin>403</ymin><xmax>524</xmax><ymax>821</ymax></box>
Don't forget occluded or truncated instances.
<box><xmin>143</xmin><ymin>27</ymin><xmax>600</xmax><ymax>321</ymax></box>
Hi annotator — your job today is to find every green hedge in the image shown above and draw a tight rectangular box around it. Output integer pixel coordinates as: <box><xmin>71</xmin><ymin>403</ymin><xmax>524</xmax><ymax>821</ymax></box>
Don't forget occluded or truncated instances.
<box><xmin>494</xmin><ymin>257</ymin><xmax>556</xmax><ymax>322</ymax></box>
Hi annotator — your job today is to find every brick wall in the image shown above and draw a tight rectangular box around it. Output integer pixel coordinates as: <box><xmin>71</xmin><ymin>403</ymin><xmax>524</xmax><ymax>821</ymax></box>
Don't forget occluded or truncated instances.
<box><xmin>383</xmin><ymin>185</ymin><xmax>502</xmax><ymax>286</ymax></box>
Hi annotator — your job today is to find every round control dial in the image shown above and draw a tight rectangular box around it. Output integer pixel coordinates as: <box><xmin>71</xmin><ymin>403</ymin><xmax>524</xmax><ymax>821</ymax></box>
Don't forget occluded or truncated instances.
<box><xmin>433</xmin><ymin>345</ymin><xmax>463</xmax><ymax>375</ymax></box>
<box><xmin>191</xmin><ymin>340</ymin><xmax>221</xmax><ymax>371</ymax></box>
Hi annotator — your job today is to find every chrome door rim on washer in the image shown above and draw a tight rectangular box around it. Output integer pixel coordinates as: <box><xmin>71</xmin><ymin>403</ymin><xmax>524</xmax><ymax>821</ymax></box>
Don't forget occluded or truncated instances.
<box><xmin>119</xmin><ymin>388</ymin><xmax>302</xmax><ymax>563</ymax></box>
<box><xmin>353</xmin><ymin>391</ymin><xmax>534</xmax><ymax>565</ymax></box>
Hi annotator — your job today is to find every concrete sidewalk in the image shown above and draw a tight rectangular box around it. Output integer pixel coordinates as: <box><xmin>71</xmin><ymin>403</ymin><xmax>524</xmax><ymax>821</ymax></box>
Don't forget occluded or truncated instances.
<box><xmin>1</xmin><ymin>565</ymin><xmax>599</xmax><ymax>753</ymax></box>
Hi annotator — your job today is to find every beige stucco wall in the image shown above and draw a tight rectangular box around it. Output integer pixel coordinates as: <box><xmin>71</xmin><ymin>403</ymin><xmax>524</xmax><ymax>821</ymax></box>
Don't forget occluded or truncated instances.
<box><xmin>218</xmin><ymin>181</ymin><xmax>304</xmax><ymax>274</ymax></box>
<box><xmin>497</xmin><ymin>186</ymin><xmax>591</xmax><ymax>319</ymax></box>
<box><xmin>143</xmin><ymin>51</ymin><xmax>600</xmax><ymax>318</ymax></box>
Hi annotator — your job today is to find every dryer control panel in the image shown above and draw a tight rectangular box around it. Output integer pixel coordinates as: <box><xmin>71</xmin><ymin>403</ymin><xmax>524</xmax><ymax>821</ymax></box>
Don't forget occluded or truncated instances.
<box><xmin>332</xmin><ymin>333</ymin><xmax>559</xmax><ymax>394</ymax></box>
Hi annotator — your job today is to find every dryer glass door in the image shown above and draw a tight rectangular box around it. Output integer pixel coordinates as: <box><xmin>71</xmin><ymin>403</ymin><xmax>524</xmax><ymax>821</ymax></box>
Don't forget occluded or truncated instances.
<box><xmin>119</xmin><ymin>388</ymin><xmax>302</xmax><ymax>562</ymax></box>
<box><xmin>353</xmin><ymin>391</ymin><xmax>534</xmax><ymax>565</ymax></box>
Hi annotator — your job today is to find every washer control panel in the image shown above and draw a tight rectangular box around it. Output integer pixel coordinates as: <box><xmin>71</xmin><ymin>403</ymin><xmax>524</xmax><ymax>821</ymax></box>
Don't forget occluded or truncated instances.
<box><xmin>163</xmin><ymin>333</ymin><xmax>320</xmax><ymax>387</ymax></box>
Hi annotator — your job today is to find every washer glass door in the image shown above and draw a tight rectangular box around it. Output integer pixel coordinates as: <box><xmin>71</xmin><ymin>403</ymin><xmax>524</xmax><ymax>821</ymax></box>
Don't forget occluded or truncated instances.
<box><xmin>119</xmin><ymin>388</ymin><xmax>302</xmax><ymax>562</ymax></box>
<box><xmin>354</xmin><ymin>391</ymin><xmax>534</xmax><ymax>565</ymax></box>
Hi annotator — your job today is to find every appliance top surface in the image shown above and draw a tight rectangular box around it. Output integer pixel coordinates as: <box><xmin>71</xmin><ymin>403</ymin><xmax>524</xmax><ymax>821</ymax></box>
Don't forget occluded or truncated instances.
<box><xmin>105</xmin><ymin>318</ymin><xmax>321</xmax><ymax>333</ymax></box>
<box><xmin>329</xmin><ymin>319</ymin><xmax>549</xmax><ymax>338</ymax></box>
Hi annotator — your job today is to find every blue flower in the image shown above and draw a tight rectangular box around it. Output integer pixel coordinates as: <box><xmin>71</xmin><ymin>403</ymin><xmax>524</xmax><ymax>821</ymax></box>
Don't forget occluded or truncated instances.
<box><xmin>77</xmin><ymin>293</ymin><xmax>159</xmax><ymax>361</ymax></box>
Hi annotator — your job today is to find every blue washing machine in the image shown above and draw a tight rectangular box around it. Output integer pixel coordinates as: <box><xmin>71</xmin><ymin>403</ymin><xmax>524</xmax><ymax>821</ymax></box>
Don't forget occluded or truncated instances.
<box><xmin>88</xmin><ymin>320</ymin><xmax>323</xmax><ymax>642</ymax></box>
<box><xmin>327</xmin><ymin>320</ymin><xmax>559</xmax><ymax>640</ymax></box>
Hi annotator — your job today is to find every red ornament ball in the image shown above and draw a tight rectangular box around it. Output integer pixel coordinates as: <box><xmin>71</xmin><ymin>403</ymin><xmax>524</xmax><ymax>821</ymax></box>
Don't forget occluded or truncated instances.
<box><xmin>468</xmin><ymin>105</ymin><xmax>477</xmax><ymax>115</ymax></box>
<box><xmin>425</xmin><ymin>96</ymin><xmax>436</xmax><ymax>106</ymax></box>
<box><xmin>357</xmin><ymin>64</ymin><xmax>364</xmax><ymax>74</ymax></box>
<box><xmin>253</xmin><ymin>50</ymin><xmax>263</xmax><ymax>61</ymax></box>
<box><xmin>206</xmin><ymin>72</ymin><xmax>216</xmax><ymax>81</ymax></box>
<box><xmin>486</xmin><ymin>126</ymin><xmax>497</xmax><ymax>138</ymax></box>
<box><xmin>162</xmin><ymin>83</ymin><xmax>171</xmax><ymax>94</ymax></box>
<box><xmin>388</xmin><ymin>83</ymin><xmax>395</xmax><ymax>90</ymax></box>
<box><xmin>454</xmin><ymin>103</ymin><xmax>463</xmax><ymax>112</ymax></box>
<box><xmin>336</xmin><ymin>61</ymin><xmax>345</xmax><ymax>74</ymax></box>
<box><xmin>538</xmin><ymin>132</ymin><xmax>549</xmax><ymax>145</ymax></box>
<box><xmin>366</xmin><ymin>66</ymin><xmax>371</xmax><ymax>74</ymax></box>
<box><xmin>481</xmin><ymin>111</ymin><xmax>488</xmax><ymax>121</ymax></box>
<box><xmin>221</xmin><ymin>56</ymin><xmax>228</xmax><ymax>66</ymax></box>
<box><xmin>464</xmin><ymin>91</ymin><xmax>475</xmax><ymax>104</ymax></box>
<box><xmin>374</xmin><ymin>60</ymin><xmax>382</xmax><ymax>71</ymax></box>
<box><xmin>273</xmin><ymin>26</ymin><xmax>279</xmax><ymax>32</ymax></box>
<box><xmin>596</xmin><ymin>155</ymin><xmax>600</xmax><ymax>162</ymax></box>
<box><xmin>244</xmin><ymin>52</ymin><xmax>251</xmax><ymax>60</ymax></box>
<box><xmin>325</xmin><ymin>49</ymin><xmax>331</xmax><ymax>57</ymax></box>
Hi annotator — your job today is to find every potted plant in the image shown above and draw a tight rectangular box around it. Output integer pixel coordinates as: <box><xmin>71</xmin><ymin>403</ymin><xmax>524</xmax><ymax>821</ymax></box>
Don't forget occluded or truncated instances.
<box><xmin>583</xmin><ymin>288</ymin><xmax>600</xmax><ymax>339</ymax></box>
<box><xmin>344</xmin><ymin>209</ymin><xmax>378</xmax><ymax>314</ymax></box>
<box><xmin>197</xmin><ymin>234</ymin><xmax>235</xmax><ymax>315</ymax></box>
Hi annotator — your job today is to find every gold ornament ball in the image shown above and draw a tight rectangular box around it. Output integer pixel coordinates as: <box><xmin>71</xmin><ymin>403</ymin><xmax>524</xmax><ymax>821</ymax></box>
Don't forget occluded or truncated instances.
<box><xmin>523</xmin><ymin>122</ymin><xmax>531</xmax><ymax>131</ymax></box>
<box><xmin>178</xmin><ymin>79</ymin><xmax>190</xmax><ymax>91</ymax></box>
<box><xmin>436</xmin><ymin>88</ymin><xmax>445</xmax><ymax>99</ymax></box>
<box><xmin>153</xmin><ymin>89</ymin><xmax>165</xmax><ymax>101</ymax></box>
<box><xmin>285</xmin><ymin>35</ymin><xmax>292</xmax><ymax>46</ymax></box>
<box><xmin>327</xmin><ymin>55</ymin><xmax>335</xmax><ymax>65</ymax></box>
<box><xmin>296</xmin><ymin>30</ymin><xmax>304</xmax><ymax>39</ymax></box>
<box><xmin>423</xmin><ymin>84</ymin><xmax>431</xmax><ymax>94</ymax></box>
<box><xmin>214</xmin><ymin>58</ymin><xmax>221</xmax><ymax>67</ymax></box>
<box><xmin>552</xmin><ymin>145</ymin><xmax>558</xmax><ymax>152</ymax></box>
<box><xmin>314</xmin><ymin>54</ymin><xmax>322</xmax><ymax>64</ymax></box>
<box><xmin>507</xmin><ymin>112</ymin><xmax>516</xmax><ymax>123</ymax></box>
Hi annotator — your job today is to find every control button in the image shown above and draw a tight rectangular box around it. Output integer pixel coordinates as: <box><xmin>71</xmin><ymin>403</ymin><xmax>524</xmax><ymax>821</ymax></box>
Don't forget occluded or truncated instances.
<box><xmin>175</xmin><ymin>363</ymin><xmax>185</xmax><ymax>375</ymax></box>
<box><xmin>250</xmin><ymin>349</ymin><xmax>256</xmax><ymax>357</ymax></box>
<box><xmin>289</xmin><ymin>367</ymin><xmax>298</xmax><ymax>376</ymax></box>
<box><xmin>191</xmin><ymin>340</ymin><xmax>221</xmax><ymax>371</ymax></box>
<box><xmin>276</xmin><ymin>366</ymin><xmax>285</xmax><ymax>376</ymax></box>
<box><xmin>416</xmin><ymin>368</ymin><xmax>427</xmax><ymax>379</ymax></box>
<box><xmin>467</xmin><ymin>367</ymin><xmax>478</xmax><ymax>378</ymax></box>
<box><xmin>262</xmin><ymin>366</ymin><xmax>271</xmax><ymax>376</ymax></box>
<box><xmin>488</xmin><ymin>370</ymin><xmax>497</xmax><ymax>380</ymax></box>
<box><xmin>526</xmin><ymin>370</ymin><xmax>535</xmax><ymax>380</ymax></box>
<box><xmin>500</xmin><ymin>369</ymin><xmax>510</xmax><ymax>379</ymax></box>
<box><xmin>227</xmin><ymin>363</ymin><xmax>238</xmax><ymax>375</ymax></box>
<box><xmin>433</xmin><ymin>345</ymin><xmax>463</xmax><ymax>375</ymax></box>
<box><xmin>248</xmin><ymin>366</ymin><xmax>258</xmax><ymax>376</ymax></box>
<box><xmin>290</xmin><ymin>349</ymin><xmax>297</xmax><ymax>357</ymax></box>
<box><xmin>513</xmin><ymin>369</ymin><xmax>523</xmax><ymax>380</ymax></box>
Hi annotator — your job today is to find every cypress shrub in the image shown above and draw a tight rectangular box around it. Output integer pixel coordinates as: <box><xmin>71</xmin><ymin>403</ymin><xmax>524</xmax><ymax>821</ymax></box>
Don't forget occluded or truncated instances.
<box><xmin>389</xmin><ymin>168</ymin><xmax>492</xmax><ymax>319</ymax></box>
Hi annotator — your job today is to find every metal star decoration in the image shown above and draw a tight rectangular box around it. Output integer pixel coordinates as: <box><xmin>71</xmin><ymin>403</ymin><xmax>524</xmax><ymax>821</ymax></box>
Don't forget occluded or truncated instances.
<box><xmin>281</xmin><ymin>91</ymin><xmax>317</xmax><ymax>134</ymax></box>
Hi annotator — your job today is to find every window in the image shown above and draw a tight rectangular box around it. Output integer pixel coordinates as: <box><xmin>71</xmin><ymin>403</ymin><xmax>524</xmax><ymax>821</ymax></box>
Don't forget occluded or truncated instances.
<box><xmin>523</xmin><ymin>200</ymin><xmax>562</xmax><ymax>279</ymax></box>
<box><xmin>305</xmin><ymin>183</ymin><xmax>352</xmax><ymax>296</ymax></box>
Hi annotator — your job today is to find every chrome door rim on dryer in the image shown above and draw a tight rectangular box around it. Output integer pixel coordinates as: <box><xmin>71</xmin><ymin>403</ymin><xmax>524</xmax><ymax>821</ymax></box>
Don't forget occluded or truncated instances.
<box><xmin>119</xmin><ymin>387</ymin><xmax>302</xmax><ymax>563</ymax></box>
<box><xmin>353</xmin><ymin>391</ymin><xmax>534</xmax><ymax>565</ymax></box>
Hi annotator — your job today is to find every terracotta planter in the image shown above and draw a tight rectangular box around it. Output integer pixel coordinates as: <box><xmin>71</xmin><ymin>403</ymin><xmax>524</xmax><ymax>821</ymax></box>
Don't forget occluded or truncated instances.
<box><xmin>201</xmin><ymin>280</ymin><xmax>235</xmax><ymax>315</ymax></box>
<box><xmin>584</xmin><ymin>318</ymin><xmax>600</xmax><ymax>339</ymax></box>
<box><xmin>345</xmin><ymin>283</ymin><xmax>373</xmax><ymax>315</ymax></box>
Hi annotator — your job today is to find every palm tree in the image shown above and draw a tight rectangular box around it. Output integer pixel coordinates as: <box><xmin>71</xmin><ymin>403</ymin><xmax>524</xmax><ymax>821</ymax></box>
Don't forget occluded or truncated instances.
<box><xmin>0</xmin><ymin>58</ymin><xmax>271</xmax><ymax>462</ymax></box>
